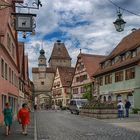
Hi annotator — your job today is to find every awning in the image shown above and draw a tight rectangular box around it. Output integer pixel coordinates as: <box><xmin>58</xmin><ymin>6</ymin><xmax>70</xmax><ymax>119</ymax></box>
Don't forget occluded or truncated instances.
<box><xmin>113</xmin><ymin>89</ymin><xmax>134</xmax><ymax>95</ymax></box>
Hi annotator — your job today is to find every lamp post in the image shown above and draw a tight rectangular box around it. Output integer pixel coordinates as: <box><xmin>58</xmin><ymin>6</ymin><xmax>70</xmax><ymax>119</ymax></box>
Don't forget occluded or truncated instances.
<box><xmin>113</xmin><ymin>10</ymin><xmax>126</xmax><ymax>32</ymax></box>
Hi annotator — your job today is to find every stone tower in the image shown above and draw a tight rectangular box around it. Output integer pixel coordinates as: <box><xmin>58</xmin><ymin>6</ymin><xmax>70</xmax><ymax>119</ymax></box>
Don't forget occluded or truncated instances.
<box><xmin>38</xmin><ymin>49</ymin><xmax>47</xmax><ymax>67</ymax></box>
<box><xmin>48</xmin><ymin>40</ymin><xmax>71</xmax><ymax>70</ymax></box>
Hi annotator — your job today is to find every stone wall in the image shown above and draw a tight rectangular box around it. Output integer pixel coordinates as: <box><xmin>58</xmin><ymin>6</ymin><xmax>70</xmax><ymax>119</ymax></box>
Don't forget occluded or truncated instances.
<box><xmin>80</xmin><ymin>109</ymin><xmax>118</xmax><ymax>119</ymax></box>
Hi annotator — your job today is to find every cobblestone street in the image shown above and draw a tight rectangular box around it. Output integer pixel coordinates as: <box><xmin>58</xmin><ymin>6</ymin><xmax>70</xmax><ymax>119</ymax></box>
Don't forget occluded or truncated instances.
<box><xmin>36</xmin><ymin>110</ymin><xmax>140</xmax><ymax>140</ymax></box>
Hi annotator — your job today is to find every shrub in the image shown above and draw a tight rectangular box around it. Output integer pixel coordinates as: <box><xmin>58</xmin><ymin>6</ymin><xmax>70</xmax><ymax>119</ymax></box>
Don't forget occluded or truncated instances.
<box><xmin>132</xmin><ymin>108</ymin><xmax>140</xmax><ymax>114</ymax></box>
<box><xmin>82</xmin><ymin>100</ymin><xmax>117</xmax><ymax>110</ymax></box>
<box><xmin>61</xmin><ymin>107</ymin><xmax>68</xmax><ymax>110</ymax></box>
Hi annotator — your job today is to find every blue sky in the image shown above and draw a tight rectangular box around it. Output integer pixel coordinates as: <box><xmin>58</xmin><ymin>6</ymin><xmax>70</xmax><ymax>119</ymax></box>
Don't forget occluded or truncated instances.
<box><xmin>18</xmin><ymin>0</ymin><xmax>140</xmax><ymax>79</ymax></box>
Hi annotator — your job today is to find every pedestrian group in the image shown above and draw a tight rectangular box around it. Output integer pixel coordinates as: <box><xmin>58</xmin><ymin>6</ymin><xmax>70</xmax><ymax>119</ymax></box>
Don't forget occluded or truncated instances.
<box><xmin>117</xmin><ymin>99</ymin><xmax>131</xmax><ymax>119</ymax></box>
<box><xmin>3</xmin><ymin>102</ymin><xmax>30</xmax><ymax>136</ymax></box>
<box><xmin>2</xmin><ymin>99</ymin><xmax>132</xmax><ymax>136</ymax></box>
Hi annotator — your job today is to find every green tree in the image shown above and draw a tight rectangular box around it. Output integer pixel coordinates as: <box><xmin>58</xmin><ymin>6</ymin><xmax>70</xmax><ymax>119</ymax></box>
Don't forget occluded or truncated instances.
<box><xmin>82</xmin><ymin>84</ymin><xmax>93</xmax><ymax>101</ymax></box>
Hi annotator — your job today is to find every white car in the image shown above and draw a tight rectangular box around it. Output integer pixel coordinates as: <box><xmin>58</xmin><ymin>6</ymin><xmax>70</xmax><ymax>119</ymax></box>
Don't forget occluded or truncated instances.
<box><xmin>69</xmin><ymin>99</ymin><xmax>88</xmax><ymax>115</ymax></box>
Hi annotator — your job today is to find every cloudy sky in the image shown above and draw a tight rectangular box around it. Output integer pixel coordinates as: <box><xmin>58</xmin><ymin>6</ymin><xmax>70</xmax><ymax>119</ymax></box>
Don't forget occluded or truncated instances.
<box><xmin>18</xmin><ymin>0</ymin><xmax>140</xmax><ymax>79</ymax></box>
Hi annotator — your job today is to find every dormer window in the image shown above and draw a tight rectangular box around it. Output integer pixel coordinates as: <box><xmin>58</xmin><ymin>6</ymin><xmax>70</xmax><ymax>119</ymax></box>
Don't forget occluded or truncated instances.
<box><xmin>115</xmin><ymin>56</ymin><xmax>120</xmax><ymax>63</ymax></box>
<box><xmin>126</xmin><ymin>51</ymin><xmax>131</xmax><ymax>59</ymax></box>
<box><xmin>77</xmin><ymin>62</ymin><xmax>84</xmax><ymax>71</ymax></box>
<box><xmin>101</xmin><ymin>63</ymin><xmax>105</xmax><ymax>69</ymax></box>
<box><xmin>131</xmin><ymin>49</ymin><xmax>137</xmax><ymax>58</ymax></box>
<box><xmin>121</xmin><ymin>54</ymin><xmax>126</xmax><ymax>61</ymax></box>
<box><xmin>137</xmin><ymin>47</ymin><xmax>140</xmax><ymax>54</ymax></box>
<box><xmin>111</xmin><ymin>59</ymin><xmax>115</xmax><ymax>65</ymax></box>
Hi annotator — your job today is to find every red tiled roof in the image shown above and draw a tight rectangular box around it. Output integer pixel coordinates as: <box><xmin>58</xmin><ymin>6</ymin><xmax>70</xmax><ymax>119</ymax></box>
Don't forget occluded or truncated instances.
<box><xmin>58</xmin><ymin>66</ymin><xmax>75</xmax><ymax>87</ymax></box>
<box><xmin>93</xmin><ymin>29</ymin><xmax>140</xmax><ymax>77</ymax></box>
<box><xmin>48</xmin><ymin>41</ymin><xmax>71</xmax><ymax>62</ymax></box>
<box><xmin>101</xmin><ymin>29</ymin><xmax>140</xmax><ymax>63</ymax></box>
<box><xmin>93</xmin><ymin>55</ymin><xmax>140</xmax><ymax>77</ymax></box>
<box><xmin>32</xmin><ymin>67</ymin><xmax>55</xmax><ymax>73</ymax></box>
<box><xmin>78</xmin><ymin>53</ymin><xmax>106</xmax><ymax>78</ymax></box>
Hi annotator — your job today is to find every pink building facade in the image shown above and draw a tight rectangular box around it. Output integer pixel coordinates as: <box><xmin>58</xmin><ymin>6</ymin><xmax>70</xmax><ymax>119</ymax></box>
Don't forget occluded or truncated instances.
<box><xmin>0</xmin><ymin>0</ymin><xmax>30</xmax><ymax>124</ymax></box>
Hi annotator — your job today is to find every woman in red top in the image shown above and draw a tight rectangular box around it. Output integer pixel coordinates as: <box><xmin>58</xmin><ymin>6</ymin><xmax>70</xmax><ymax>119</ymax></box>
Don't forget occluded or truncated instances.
<box><xmin>18</xmin><ymin>103</ymin><xmax>30</xmax><ymax>135</ymax></box>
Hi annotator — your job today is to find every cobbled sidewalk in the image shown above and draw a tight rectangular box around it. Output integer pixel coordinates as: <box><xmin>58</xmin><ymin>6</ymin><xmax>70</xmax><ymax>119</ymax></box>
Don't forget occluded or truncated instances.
<box><xmin>0</xmin><ymin>112</ymin><xmax>34</xmax><ymax>140</ymax></box>
<box><xmin>101</xmin><ymin>114</ymin><xmax>140</xmax><ymax>132</ymax></box>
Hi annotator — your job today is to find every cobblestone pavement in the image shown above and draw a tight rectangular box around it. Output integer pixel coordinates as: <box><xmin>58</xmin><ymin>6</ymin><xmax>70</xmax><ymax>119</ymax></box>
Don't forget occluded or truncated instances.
<box><xmin>36</xmin><ymin>110</ymin><xmax>140</xmax><ymax>140</ymax></box>
<box><xmin>102</xmin><ymin>114</ymin><xmax>140</xmax><ymax>132</ymax></box>
<box><xmin>0</xmin><ymin>112</ymin><xmax>34</xmax><ymax>140</ymax></box>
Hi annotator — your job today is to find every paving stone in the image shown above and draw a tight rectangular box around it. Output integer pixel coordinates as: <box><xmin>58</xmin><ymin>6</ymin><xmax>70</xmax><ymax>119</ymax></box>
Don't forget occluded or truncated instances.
<box><xmin>36</xmin><ymin>110</ymin><xmax>140</xmax><ymax>140</ymax></box>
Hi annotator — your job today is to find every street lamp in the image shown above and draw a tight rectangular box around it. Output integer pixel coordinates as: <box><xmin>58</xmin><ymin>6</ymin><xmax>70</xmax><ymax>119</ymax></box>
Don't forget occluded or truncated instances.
<box><xmin>113</xmin><ymin>9</ymin><xmax>126</xmax><ymax>32</ymax></box>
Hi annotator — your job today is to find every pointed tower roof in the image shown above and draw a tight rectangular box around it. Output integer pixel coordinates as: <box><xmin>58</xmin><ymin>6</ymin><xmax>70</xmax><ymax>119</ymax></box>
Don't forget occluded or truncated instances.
<box><xmin>48</xmin><ymin>40</ymin><xmax>71</xmax><ymax>62</ymax></box>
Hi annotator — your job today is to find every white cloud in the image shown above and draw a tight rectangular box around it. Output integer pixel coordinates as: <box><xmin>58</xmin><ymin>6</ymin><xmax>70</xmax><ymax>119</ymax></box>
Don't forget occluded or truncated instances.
<box><xmin>18</xmin><ymin>0</ymin><xmax>140</xmax><ymax>79</ymax></box>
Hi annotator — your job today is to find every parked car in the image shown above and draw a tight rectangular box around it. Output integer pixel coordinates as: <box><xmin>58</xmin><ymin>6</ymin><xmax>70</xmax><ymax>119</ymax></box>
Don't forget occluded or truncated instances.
<box><xmin>69</xmin><ymin>99</ymin><xmax>88</xmax><ymax>115</ymax></box>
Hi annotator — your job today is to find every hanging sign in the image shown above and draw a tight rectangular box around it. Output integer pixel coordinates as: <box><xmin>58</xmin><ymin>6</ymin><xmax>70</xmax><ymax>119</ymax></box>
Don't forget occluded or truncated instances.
<box><xmin>12</xmin><ymin>13</ymin><xmax>36</xmax><ymax>32</ymax></box>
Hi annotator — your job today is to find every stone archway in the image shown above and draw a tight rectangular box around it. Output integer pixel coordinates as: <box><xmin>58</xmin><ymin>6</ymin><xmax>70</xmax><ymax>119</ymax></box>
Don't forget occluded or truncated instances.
<box><xmin>34</xmin><ymin>91</ymin><xmax>52</xmax><ymax>109</ymax></box>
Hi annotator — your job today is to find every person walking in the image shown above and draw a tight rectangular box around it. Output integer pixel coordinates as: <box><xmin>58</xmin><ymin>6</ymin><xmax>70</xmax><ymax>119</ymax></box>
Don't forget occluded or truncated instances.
<box><xmin>17</xmin><ymin>103</ymin><xmax>30</xmax><ymax>135</ymax></box>
<box><xmin>117</xmin><ymin>100</ymin><xmax>124</xmax><ymax>119</ymax></box>
<box><xmin>3</xmin><ymin>102</ymin><xmax>13</xmax><ymax>136</ymax></box>
<box><xmin>125</xmin><ymin>99</ymin><xmax>131</xmax><ymax>117</ymax></box>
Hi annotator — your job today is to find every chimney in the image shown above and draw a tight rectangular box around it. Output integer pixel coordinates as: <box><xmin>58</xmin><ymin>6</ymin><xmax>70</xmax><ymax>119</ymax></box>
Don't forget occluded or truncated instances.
<box><xmin>56</xmin><ymin>40</ymin><xmax>61</xmax><ymax>45</ymax></box>
<box><xmin>131</xmin><ymin>28</ymin><xmax>137</xmax><ymax>32</ymax></box>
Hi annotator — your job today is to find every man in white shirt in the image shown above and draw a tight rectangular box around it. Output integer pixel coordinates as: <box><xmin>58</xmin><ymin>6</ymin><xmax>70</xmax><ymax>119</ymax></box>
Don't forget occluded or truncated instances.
<box><xmin>117</xmin><ymin>100</ymin><xmax>124</xmax><ymax>119</ymax></box>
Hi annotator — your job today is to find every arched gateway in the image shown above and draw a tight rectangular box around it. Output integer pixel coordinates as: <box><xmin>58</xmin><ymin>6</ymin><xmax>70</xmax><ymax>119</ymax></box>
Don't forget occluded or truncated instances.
<box><xmin>34</xmin><ymin>91</ymin><xmax>52</xmax><ymax>109</ymax></box>
<box><xmin>32</xmin><ymin>40</ymin><xmax>72</xmax><ymax>109</ymax></box>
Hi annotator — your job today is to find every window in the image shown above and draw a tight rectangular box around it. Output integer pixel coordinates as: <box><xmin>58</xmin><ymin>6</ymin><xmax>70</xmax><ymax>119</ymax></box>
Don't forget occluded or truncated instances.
<box><xmin>105</xmin><ymin>74</ymin><xmax>112</xmax><ymax>85</ymax></box>
<box><xmin>5</xmin><ymin>63</ymin><xmax>8</xmax><ymax>80</ymax></box>
<box><xmin>12</xmin><ymin>44</ymin><xmax>15</xmax><ymax>58</ymax></box>
<box><xmin>121</xmin><ymin>54</ymin><xmax>126</xmax><ymax>61</ymax></box>
<box><xmin>98</xmin><ymin>77</ymin><xmax>103</xmax><ymax>86</ymax></box>
<box><xmin>76</xmin><ymin>77</ymin><xmax>80</xmax><ymax>82</ymax></box>
<box><xmin>1</xmin><ymin>59</ymin><xmax>4</xmax><ymax>77</ymax></box>
<box><xmin>108</xmin><ymin>96</ymin><xmax>112</xmax><ymax>102</ymax></box>
<box><xmin>126</xmin><ymin>51</ymin><xmax>131</xmax><ymax>59</ymax></box>
<box><xmin>131</xmin><ymin>50</ymin><xmax>137</xmax><ymax>58</ymax></box>
<box><xmin>125</xmin><ymin>68</ymin><xmax>135</xmax><ymax>80</ymax></box>
<box><xmin>82</xmin><ymin>75</ymin><xmax>87</xmax><ymax>81</ymax></box>
<box><xmin>76</xmin><ymin>75</ymin><xmax>87</xmax><ymax>82</ymax></box>
<box><xmin>7</xmin><ymin>33</ymin><xmax>11</xmax><ymax>51</ymax></box>
<box><xmin>73</xmin><ymin>88</ymin><xmax>78</xmax><ymax>94</ymax></box>
<box><xmin>41</xmin><ymin>81</ymin><xmax>44</xmax><ymax>85</ymax></box>
<box><xmin>115</xmin><ymin>71</ymin><xmax>123</xmax><ymax>82</ymax></box>
<box><xmin>14</xmin><ymin>73</ymin><xmax>16</xmax><ymax>86</ymax></box>
<box><xmin>77</xmin><ymin>63</ymin><xmax>84</xmax><ymax>71</ymax></box>
<box><xmin>111</xmin><ymin>59</ymin><xmax>115</xmax><ymax>65</ymax></box>
<box><xmin>80</xmin><ymin>86</ymin><xmax>86</xmax><ymax>93</ymax></box>
<box><xmin>103</xmin><ymin>96</ymin><xmax>106</xmax><ymax>102</ymax></box>
<box><xmin>11</xmin><ymin>70</ymin><xmax>13</xmax><ymax>84</ymax></box>
<box><xmin>8</xmin><ymin>96</ymin><xmax>17</xmax><ymax>114</ymax></box>
<box><xmin>2</xmin><ymin>95</ymin><xmax>7</xmax><ymax>110</ymax></box>
<box><xmin>101</xmin><ymin>63</ymin><xmax>105</xmax><ymax>69</ymax></box>
<box><xmin>9</xmin><ymin>67</ymin><xmax>11</xmax><ymax>83</ymax></box>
